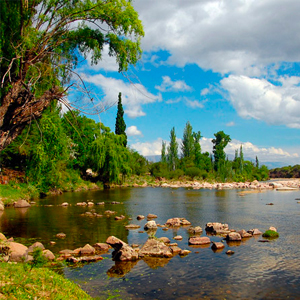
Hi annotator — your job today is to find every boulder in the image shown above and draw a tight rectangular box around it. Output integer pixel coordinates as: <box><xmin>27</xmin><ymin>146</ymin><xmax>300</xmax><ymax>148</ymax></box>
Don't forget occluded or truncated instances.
<box><xmin>14</xmin><ymin>200</ymin><xmax>31</xmax><ymax>208</ymax></box>
<box><xmin>115</xmin><ymin>215</ymin><xmax>125</xmax><ymax>220</ymax></box>
<box><xmin>188</xmin><ymin>236</ymin><xmax>211</xmax><ymax>245</ymax></box>
<box><xmin>42</xmin><ymin>249</ymin><xmax>55</xmax><ymax>260</ymax></box>
<box><xmin>248</xmin><ymin>228</ymin><xmax>262</xmax><ymax>236</ymax></box>
<box><xmin>205</xmin><ymin>222</ymin><xmax>229</xmax><ymax>233</ymax></box>
<box><xmin>174</xmin><ymin>235</ymin><xmax>183</xmax><ymax>240</ymax></box>
<box><xmin>180</xmin><ymin>219</ymin><xmax>191</xmax><ymax>226</ymax></box>
<box><xmin>165</xmin><ymin>218</ymin><xmax>181</xmax><ymax>227</ymax></box>
<box><xmin>211</xmin><ymin>242</ymin><xmax>225</xmax><ymax>250</ymax></box>
<box><xmin>8</xmin><ymin>242</ymin><xmax>28</xmax><ymax>262</ymax></box>
<box><xmin>170</xmin><ymin>245</ymin><xmax>182</xmax><ymax>254</ymax></box>
<box><xmin>56</xmin><ymin>233</ymin><xmax>66</xmax><ymax>239</ymax></box>
<box><xmin>139</xmin><ymin>238</ymin><xmax>173</xmax><ymax>258</ymax></box>
<box><xmin>137</xmin><ymin>215</ymin><xmax>145</xmax><ymax>220</ymax></box>
<box><xmin>80</xmin><ymin>244</ymin><xmax>96</xmax><ymax>256</ymax></box>
<box><xmin>226</xmin><ymin>250</ymin><xmax>235</xmax><ymax>255</ymax></box>
<box><xmin>158</xmin><ymin>237</ymin><xmax>170</xmax><ymax>244</ymax></box>
<box><xmin>27</xmin><ymin>242</ymin><xmax>45</xmax><ymax>253</ymax></box>
<box><xmin>61</xmin><ymin>202</ymin><xmax>69</xmax><ymax>206</ymax></box>
<box><xmin>93</xmin><ymin>243</ymin><xmax>110</xmax><ymax>252</ymax></box>
<box><xmin>179</xmin><ymin>250</ymin><xmax>191</xmax><ymax>256</ymax></box>
<box><xmin>0</xmin><ymin>233</ymin><xmax>7</xmax><ymax>241</ymax></box>
<box><xmin>188</xmin><ymin>226</ymin><xmax>203</xmax><ymax>234</ymax></box>
<box><xmin>237</xmin><ymin>230</ymin><xmax>252</xmax><ymax>238</ymax></box>
<box><xmin>144</xmin><ymin>220</ymin><xmax>157</xmax><ymax>230</ymax></box>
<box><xmin>269</xmin><ymin>226</ymin><xmax>277</xmax><ymax>232</ymax></box>
<box><xmin>106</xmin><ymin>236</ymin><xmax>138</xmax><ymax>261</ymax></box>
<box><xmin>226</xmin><ymin>232</ymin><xmax>242</xmax><ymax>241</ymax></box>
<box><xmin>147</xmin><ymin>213</ymin><xmax>157</xmax><ymax>219</ymax></box>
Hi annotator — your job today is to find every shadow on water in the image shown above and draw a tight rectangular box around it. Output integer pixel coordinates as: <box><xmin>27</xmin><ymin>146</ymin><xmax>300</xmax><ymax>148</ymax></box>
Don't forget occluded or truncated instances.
<box><xmin>1</xmin><ymin>187</ymin><xmax>300</xmax><ymax>299</ymax></box>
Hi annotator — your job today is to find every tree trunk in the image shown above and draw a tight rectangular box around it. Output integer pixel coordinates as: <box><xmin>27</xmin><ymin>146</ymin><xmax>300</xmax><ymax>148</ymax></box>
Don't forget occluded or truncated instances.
<box><xmin>0</xmin><ymin>80</ymin><xmax>63</xmax><ymax>152</ymax></box>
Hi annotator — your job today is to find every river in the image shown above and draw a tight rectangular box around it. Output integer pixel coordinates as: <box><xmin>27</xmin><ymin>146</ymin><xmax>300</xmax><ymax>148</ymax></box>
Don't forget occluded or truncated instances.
<box><xmin>1</xmin><ymin>187</ymin><xmax>300</xmax><ymax>299</ymax></box>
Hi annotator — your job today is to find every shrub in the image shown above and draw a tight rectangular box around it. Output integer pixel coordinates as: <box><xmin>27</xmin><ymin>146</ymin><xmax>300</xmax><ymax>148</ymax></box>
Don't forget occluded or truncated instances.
<box><xmin>185</xmin><ymin>167</ymin><xmax>201</xmax><ymax>179</ymax></box>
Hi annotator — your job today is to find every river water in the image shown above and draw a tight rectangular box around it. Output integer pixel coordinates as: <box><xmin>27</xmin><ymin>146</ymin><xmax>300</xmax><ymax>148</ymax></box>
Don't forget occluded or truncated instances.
<box><xmin>1</xmin><ymin>187</ymin><xmax>300</xmax><ymax>299</ymax></box>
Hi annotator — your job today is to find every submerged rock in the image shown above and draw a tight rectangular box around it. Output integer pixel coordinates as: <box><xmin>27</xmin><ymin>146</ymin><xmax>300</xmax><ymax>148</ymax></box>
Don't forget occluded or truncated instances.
<box><xmin>205</xmin><ymin>222</ymin><xmax>229</xmax><ymax>233</ymax></box>
<box><xmin>14</xmin><ymin>200</ymin><xmax>31</xmax><ymax>208</ymax></box>
<box><xmin>139</xmin><ymin>238</ymin><xmax>173</xmax><ymax>258</ymax></box>
<box><xmin>188</xmin><ymin>236</ymin><xmax>211</xmax><ymax>245</ymax></box>
<box><xmin>226</xmin><ymin>232</ymin><xmax>242</xmax><ymax>241</ymax></box>
<box><xmin>165</xmin><ymin>218</ymin><xmax>181</xmax><ymax>227</ymax></box>
<box><xmin>211</xmin><ymin>242</ymin><xmax>225</xmax><ymax>250</ymax></box>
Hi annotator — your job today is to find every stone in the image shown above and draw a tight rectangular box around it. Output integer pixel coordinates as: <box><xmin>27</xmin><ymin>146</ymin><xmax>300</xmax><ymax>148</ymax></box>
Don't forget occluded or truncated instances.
<box><xmin>139</xmin><ymin>238</ymin><xmax>173</xmax><ymax>258</ymax></box>
<box><xmin>106</xmin><ymin>236</ymin><xmax>139</xmax><ymax>261</ymax></box>
<box><xmin>125</xmin><ymin>224</ymin><xmax>140</xmax><ymax>229</ymax></box>
<box><xmin>226</xmin><ymin>232</ymin><xmax>242</xmax><ymax>241</ymax></box>
<box><xmin>87</xmin><ymin>202</ymin><xmax>94</xmax><ymax>206</ymax></box>
<box><xmin>180</xmin><ymin>219</ymin><xmax>191</xmax><ymax>226</ymax></box>
<box><xmin>248</xmin><ymin>228</ymin><xmax>262</xmax><ymax>236</ymax></box>
<box><xmin>188</xmin><ymin>226</ymin><xmax>203</xmax><ymax>234</ymax></box>
<box><xmin>115</xmin><ymin>215</ymin><xmax>125</xmax><ymax>220</ymax></box>
<box><xmin>237</xmin><ymin>230</ymin><xmax>252</xmax><ymax>238</ymax></box>
<box><xmin>188</xmin><ymin>236</ymin><xmax>211</xmax><ymax>245</ymax></box>
<box><xmin>165</xmin><ymin>218</ymin><xmax>181</xmax><ymax>227</ymax></box>
<box><xmin>8</xmin><ymin>242</ymin><xmax>28</xmax><ymax>262</ymax></box>
<box><xmin>27</xmin><ymin>242</ymin><xmax>45</xmax><ymax>253</ymax></box>
<box><xmin>137</xmin><ymin>215</ymin><xmax>145</xmax><ymax>220</ymax></box>
<box><xmin>56</xmin><ymin>233</ymin><xmax>66</xmax><ymax>239</ymax></box>
<box><xmin>96</xmin><ymin>202</ymin><xmax>105</xmax><ymax>205</ymax></box>
<box><xmin>179</xmin><ymin>250</ymin><xmax>191</xmax><ymax>256</ymax></box>
<box><xmin>80</xmin><ymin>244</ymin><xmax>96</xmax><ymax>256</ymax></box>
<box><xmin>42</xmin><ymin>249</ymin><xmax>55</xmax><ymax>260</ymax></box>
<box><xmin>61</xmin><ymin>202</ymin><xmax>69</xmax><ymax>206</ymax></box>
<box><xmin>269</xmin><ymin>226</ymin><xmax>277</xmax><ymax>232</ymax></box>
<box><xmin>158</xmin><ymin>237</ymin><xmax>170</xmax><ymax>244</ymax></box>
<box><xmin>147</xmin><ymin>213</ymin><xmax>157</xmax><ymax>219</ymax></box>
<box><xmin>226</xmin><ymin>250</ymin><xmax>235</xmax><ymax>255</ymax></box>
<box><xmin>59</xmin><ymin>249</ymin><xmax>75</xmax><ymax>255</ymax></box>
<box><xmin>14</xmin><ymin>200</ymin><xmax>31</xmax><ymax>208</ymax></box>
<box><xmin>205</xmin><ymin>222</ymin><xmax>229</xmax><ymax>233</ymax></box>
<box><xmin>0</xmin><ymin>233</ymin><xmax>7</xmax><ymax>241</ymax></box>
<box><xmin>211</xmin><ymin>242</ymin><xmax>225</xmax><ymax>250</ymax></box>
<box><xmin>170</xmin><ymin>245</ymin><xmax>182</xmax><ymax>254</ymax></box>
<box><xmin>0</xmin><ymin>201</ymin><xmax>4</xmax><ymax>211</ymax></box>
<box><xmin>174</xmin><ymin>235</ymin><xmax>183</xmax><ymax>240</ymax></box>
<box><xmin>93</xmin><ymin>243</ymin><xmax>110</xmax><ymax>252</ymax></box>
<box><xmin>144</xmin><ymin>220</ymin><xmax>157</xmax><ymax>230</ymax></box>
<box><xmin>50</xmin><ymin>241</ymin><xmax>56</xmax><ymax>245</ymax></box>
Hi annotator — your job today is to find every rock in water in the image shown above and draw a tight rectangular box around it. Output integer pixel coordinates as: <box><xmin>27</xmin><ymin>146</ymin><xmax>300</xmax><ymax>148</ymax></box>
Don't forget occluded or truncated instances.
<box><xmin>106</xmin><ymin>236</ymin><xmax>138</xmax><ymax>261</ymax></box>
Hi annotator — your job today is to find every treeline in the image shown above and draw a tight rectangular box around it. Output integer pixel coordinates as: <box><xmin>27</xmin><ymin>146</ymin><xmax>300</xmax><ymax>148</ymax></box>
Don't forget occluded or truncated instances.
<box><xmin>269</xmin><ymin>165</ymin><xmax>300</xmax><ymax>178</ymax></box>
<box><xmin>150</xmin><ymin>122</ymin><xmax>269</xmax><ymax>182</ymax></box>
<box><xmin>0</xmin><ymin>98</ymin><xmax>148</xmax><ymax>194</ymax></box>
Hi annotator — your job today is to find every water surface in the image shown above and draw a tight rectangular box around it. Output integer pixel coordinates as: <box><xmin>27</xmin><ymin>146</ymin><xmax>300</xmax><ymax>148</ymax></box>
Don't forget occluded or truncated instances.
<box><xmin>1</xmin><ymin>187</ymin><xmax>300</xmax><ymax>299</ymax></box>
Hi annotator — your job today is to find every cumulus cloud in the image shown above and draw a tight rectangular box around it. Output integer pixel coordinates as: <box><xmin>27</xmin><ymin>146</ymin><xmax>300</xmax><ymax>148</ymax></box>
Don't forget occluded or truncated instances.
<box><xmin>134</xmin><ymin>0</ymin><xmax>300</xmax><ymax>75</ymax></box>
<box><xmin>81</xmin><ymin>73</ymin><xmax>162</xmax><ymax>118</ymax></box>
<box><xmin>221</xmin><ymin>75</ymin><xmax>300</xmax><ymax>128</ymax></box>
<box><xmin>126</xmin><ymin>126</ymin><xmax>143</xmax><ymax>137</ymax></box>
<box><xmin>226</xmin><ymin>121</ymin><xmax>235</xmax><ymax>127</ymax></box>
<box><xmin>155</xmin><ymin>76</ymin><xmax>192</xmax><ymax>92</ymax></box>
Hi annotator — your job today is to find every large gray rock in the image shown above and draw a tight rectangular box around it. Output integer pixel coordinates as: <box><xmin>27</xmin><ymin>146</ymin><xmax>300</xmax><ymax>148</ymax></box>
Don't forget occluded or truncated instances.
<box><xmin>139</xmin><ymin>238</ymin><xmax>173</xmax><ymax>258</ymax></box>
<box><xmin>248</xmin><ymin>228</ymin><xmax>262</xmax><ymax>235</ymax></box>
<box><xmin>106</xmin><ymin>236</ymin><xmax>139</xmax><ymax>261</ymax></box>
<box><xmin>237</xmin><ymin>230</ymin><xmax>252</xmax><ymax>238</ymax></box>
<box><xmin>8</xmin><ymin>242</ymin><xmax>28</xmax><ymax>262</ymax></box>
<box><xmin>80</xmin><ymin>244</ymin><xmax>96</xmax><ymax>256</ymax></box>
<box><xmin>14</xmin><ymin>200</ymin><xmax>31</xmax><ymax>208</ymax></box>
<box><xmin>42</xmin><ymin>249</ymin><xmax>55</xmax><ymax>260</ymax></box>
<box><xmin>188</xmin><ymin>236</ymin><xmax>211</xmax><ymax>245</ymax></box>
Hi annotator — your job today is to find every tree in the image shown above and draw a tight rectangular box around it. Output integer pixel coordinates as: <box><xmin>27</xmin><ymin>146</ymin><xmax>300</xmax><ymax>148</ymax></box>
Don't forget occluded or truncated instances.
<box><xmin>212</xmin><ymin>131</ymin><xmax>231</xmax><ymax>172</ymax></box>
<box><xmin>115</xmin><ymin>92</ymin><xmax>127</xmax><ymax>147</ymax></box>
<box><xmin>161</xmin><ymin>141</ymin><xmax>167</xmax><ymax>164</ymax></box>
<box><xmin>0</xmin><ymin>0</ymin><xmax>144</xmax><ymax>151</ymax></box>
<box><xmin>181</xmin><ymin>121</ymin><xmax>194</xmax><ymax>159</ymax></box>
<box><xmin>167</xmin><ymin>127</ymin><xmax>178</xmax><ymax>171</ymax></box>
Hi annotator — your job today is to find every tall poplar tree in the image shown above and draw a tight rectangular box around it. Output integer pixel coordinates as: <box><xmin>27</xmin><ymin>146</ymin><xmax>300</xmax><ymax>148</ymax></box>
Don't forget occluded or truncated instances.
<box><xmin>115</xmin><ymin>92</ymin><xmax>127</xmax><ymax>147</ymax></box>
<box><xmin>168</xmin><ymin>127</ymin><xmax>178</xmax><ymax>171</ymax></box>
<box><xmin>212</xmin><ymin>131</ymin><xmax>231</xmax><ymax>172</ymax></box>
<box><xmin>161</xmin><ymin>141</ymin><xmax>167</xmax><ymax>163</ymax></box>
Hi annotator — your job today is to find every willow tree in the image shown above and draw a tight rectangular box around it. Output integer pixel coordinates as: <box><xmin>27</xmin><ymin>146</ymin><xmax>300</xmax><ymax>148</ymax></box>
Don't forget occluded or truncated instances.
<box><xmin>0</xmin><ymin>0</ymin><xmax>144</xmax><ymax>151</ymax></box>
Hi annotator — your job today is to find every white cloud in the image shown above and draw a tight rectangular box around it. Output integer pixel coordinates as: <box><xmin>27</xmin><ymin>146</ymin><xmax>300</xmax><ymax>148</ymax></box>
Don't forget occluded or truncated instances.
<box><xmin>130</xmin><ymin>136</ymin><xmax>300</xmax><ymax>165</ymax></box>
<box><xmin>185</xmin><ymin>99</ymin><xmax>204</xmax><ymax>109</ymax></box>
<box><xmin>81</xmin><ymin>73</ymin><xmax>162</xmax><ymax>118</ymax></box>
<box><xmin>134</xmin><ymin>0</ymin><xmax>300</xmax><ymax>75</ymax></box>
<box><xmin>126</xmin><ymin>126</ymin><xmax>143</xmax><ymax>137</ymax></box>
<box><xmin>155</xmin><ymin>76</ymin><xmax>192</xmax><ymax>92</ymax></box>
<box><xmin>221</xmin><ymin>75</ymin><xmax>300</xmax><ymax>128</ymax></box>
<box><xmin>226</xmin><ymin>121</ymin><xmax>235</xmax><ymax>127</ymax></box>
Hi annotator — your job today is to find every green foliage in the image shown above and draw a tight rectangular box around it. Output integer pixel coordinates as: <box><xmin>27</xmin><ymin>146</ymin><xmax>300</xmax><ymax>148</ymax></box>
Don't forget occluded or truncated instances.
<box><xmin>31</xmin><ymin>248</ymin><xmax>48</xmax><ymax>269</ymax></box>
<box><xmin>167</xmin><ymin>127</ymin><xmax>178</xmax><ymax>171</ymax></box>
<box><xmin>185</xmin><ymin>167</ymin><xmax>201</xmax><ymax>179</ymax></box>
<box><xmin>149</xmin><ymin>162</ymin><xmax>169</xmax><ymax>179</ymax></box>
<box><xmin>128</xmin><ymin>149</ymin><xmax>148</xmax><ymax>176</ymax></box>
<box><xmin>161</xmin><ymin>141</ymin><xmax>167</xmax><ymax>164</ymax></box>
<box><xmin>212</xmin><ymin>131</ymin><xmax>231</xmax><ymax>173</ymax></box>
<box><xmin>115</xmin><ymin>92</ymin><xmax>127</xmax><ymax>147</ymax></box>
<box><xmin>262</xmin><ymin>230</ymin><xmax>279</xmax><ymax>238</ymax></box>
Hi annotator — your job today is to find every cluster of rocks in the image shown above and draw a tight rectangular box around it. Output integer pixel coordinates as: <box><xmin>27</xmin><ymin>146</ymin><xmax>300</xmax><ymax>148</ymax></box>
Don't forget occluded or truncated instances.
<box><xmin>0</xmin><ymin>233</ymin><xmax>55</xmax><ymax>263</ymax></box>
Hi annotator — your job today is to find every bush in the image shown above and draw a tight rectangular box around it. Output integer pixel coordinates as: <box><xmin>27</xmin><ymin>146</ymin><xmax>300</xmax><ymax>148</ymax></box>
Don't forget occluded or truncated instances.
<box><xmin>169</xmin><ymin>169</ymin><xmax>184</xmax><ymax>180</ymax></box>
<box><xmin>185</xmin><ymin>167</ymin><xmax>201</xmax><ymax>179</ymax></box>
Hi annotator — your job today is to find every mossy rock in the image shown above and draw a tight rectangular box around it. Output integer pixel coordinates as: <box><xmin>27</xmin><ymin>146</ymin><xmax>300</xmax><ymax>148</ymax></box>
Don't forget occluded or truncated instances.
<box><xmin>262</xmin><ymin>230</ymin><xmax>279</xmax><ymax>238</ymax></box>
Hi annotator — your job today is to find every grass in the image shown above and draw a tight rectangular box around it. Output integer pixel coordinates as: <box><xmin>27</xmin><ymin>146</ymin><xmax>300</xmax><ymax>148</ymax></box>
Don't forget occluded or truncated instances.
<box><xmin>0</xmin><ymin>262</ymin><xmax>93</xmax><ymax>299</ymax></box>
<box><xmin>262</xmin><ymin>230</ymin><xmax>279</xmax><ymax>238</ymax></box>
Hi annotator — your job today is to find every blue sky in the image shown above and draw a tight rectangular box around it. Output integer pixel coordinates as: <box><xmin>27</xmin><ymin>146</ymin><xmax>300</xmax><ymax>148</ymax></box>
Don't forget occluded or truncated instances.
<box><xmin>74</xmin><ymin>0</ymin><xmax>300</xmax><ymax>167</ymax></box>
